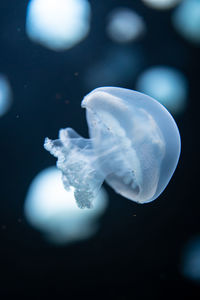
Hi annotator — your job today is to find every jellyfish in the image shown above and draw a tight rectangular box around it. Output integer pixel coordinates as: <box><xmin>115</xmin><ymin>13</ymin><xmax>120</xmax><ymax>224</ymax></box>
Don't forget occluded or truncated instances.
<box><xmin>44</xmin><ymin>87</ymin><xmax>181</xmax><ymax>208</ymax></box>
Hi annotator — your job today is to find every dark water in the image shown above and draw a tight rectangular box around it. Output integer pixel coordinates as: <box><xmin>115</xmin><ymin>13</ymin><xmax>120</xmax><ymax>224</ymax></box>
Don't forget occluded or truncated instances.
<box><xmin>0</xmin><ymin>0</ymin><xmax>200</xmax><ymax>298</ymax></box>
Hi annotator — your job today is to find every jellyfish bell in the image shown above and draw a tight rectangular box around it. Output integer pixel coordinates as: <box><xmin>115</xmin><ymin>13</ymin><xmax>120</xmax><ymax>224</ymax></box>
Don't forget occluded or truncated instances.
<box><xmin>44</xmin><ymin>87</ymin><xmax>181</xmax><ymax>208</ymax></box>
<box><xmin>82</xmin><ymin>87</ymin><xmax>180</xmax><ymax>203</ymax></box>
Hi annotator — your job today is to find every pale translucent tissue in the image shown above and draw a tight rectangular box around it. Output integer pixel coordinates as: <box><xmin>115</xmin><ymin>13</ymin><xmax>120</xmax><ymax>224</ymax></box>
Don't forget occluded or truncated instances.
<box><xmin>44</xmin><ymin>87</ymin><xmax>181</xmax><ymax>208</ymax></box>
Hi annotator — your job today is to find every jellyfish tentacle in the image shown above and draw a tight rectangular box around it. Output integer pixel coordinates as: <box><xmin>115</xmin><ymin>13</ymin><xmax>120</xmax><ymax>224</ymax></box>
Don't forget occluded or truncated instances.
<box><xmin>44</xmin><ymin>128</ymin><xmax>104</xmax><ymax>208</ymax></box>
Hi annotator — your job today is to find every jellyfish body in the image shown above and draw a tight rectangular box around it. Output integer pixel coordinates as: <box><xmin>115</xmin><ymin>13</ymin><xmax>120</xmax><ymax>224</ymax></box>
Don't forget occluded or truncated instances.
<box><xmin>44</xmin><ymin>87</ymin><xmax>180</xmax><ymax>208</ymax></box>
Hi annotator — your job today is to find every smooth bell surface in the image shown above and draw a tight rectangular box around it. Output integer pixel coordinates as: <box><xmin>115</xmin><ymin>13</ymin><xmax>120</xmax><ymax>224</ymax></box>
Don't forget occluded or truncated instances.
<box><xmin>45</xmin><ymin>87</ymin><xmax>181</xmax><ymax>207</ymax></box>
<box><xmin>82</xmin><ymin>87</ymin><xmax>181</xmax><ymax>203</ymax></box>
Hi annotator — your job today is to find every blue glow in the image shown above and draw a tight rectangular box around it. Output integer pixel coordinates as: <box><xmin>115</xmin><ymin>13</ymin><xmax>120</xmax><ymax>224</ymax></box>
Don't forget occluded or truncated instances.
<box><xmin>136</xmin><ymin>66</ymin><xmax>188</xmax><ymax>115</ymax></box>
<box><xmin>142</xmin><ymin>0</ymin><xmax>181</xmax><ymax>10</ymax></box>
<box><xmin>26</xmin><ymin>0</ymin><xmax>91</xmax><ymax>51</ymax></box>
<box><xmin>85</xmin><ymin>47</ymin><xmax>143</xmax><ymax>89</ymax></box>
<box><xmin>0</xmin><ymin>75</ymin><xmax>12</xmax><ymax>117</ymax></box>
<box><xmin>172</xmin><ymin>0</ymin><xmax>200</xmax><ymax>44</ymax></box>
<box><xmin>44</xmin><ymin>87</ymin><xmax>181</xmax><ymax>208</ymax></box>
<box><xmin>24</xmin><ymin>167</ymin><xmax>108</xmax><ymax>244</ymax></box>
<box><xmin>181</xmin><ymin>236</ymin><xmax>200</xmax><ymax>283</ymax></box>
<box><xmin>107</xmin><ymin>8</ymin><xmax>145</xmax><ymax>43</ymax></box>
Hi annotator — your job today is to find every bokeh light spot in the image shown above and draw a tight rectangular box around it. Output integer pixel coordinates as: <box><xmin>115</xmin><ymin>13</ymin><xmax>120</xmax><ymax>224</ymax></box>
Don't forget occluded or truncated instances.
<box><xmin>24</xmin><ymin>167</ymin><xmax>108</xmax><ymax>244</ymax></box>
<box><xmin>0</xmin><ymin>75</ymin><xmax>12</xmax><ymax>117</ymax></box>
<box><xmin>136</xmin><ymin>66</ymin><xmax>188</xmax><ymax>115</ymax></box>
<box><xmin>142</xmin><ymin>0</ymin><xmax>181</xmax><ymax>10</ymax></box>
<box><xmin>106</xmin><ymin>8</ymin><xmax>145</xmax><ymax>43</ymax></box>
<box><xmin>172</xmin><ymin>0</ymin><xmax>200</xmax><ymax>44</ymax></box>
<box><xmin>181</xmin><ymin>236</ymin><xmax>200</xmax><ymax>283</ymax></box>
<box><xmin>26</xmin><ymin>0</ymin><xmax>91</xmax><ymax>51</ymax></box>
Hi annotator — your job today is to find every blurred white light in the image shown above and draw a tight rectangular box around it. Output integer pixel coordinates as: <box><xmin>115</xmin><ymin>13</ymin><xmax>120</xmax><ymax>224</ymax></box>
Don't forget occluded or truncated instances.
<box><xmin>85</xmin><ymin>47</ymin><xmax>143</xmax><ymax>89</ymax></box>
<box><xmin>142</xmin><ymin>0</ymin><xmax>181</xmax><ymax>9</ymax></box>
<box><xmin>136</xmin><ymin>66</ymin><xmax>188</xmax><ymax>115</ymax></box>
<box><xmin>107</xmin><ymin>8</ymin><xmax>145</xmax><ymax>43</ymax></box>
<box><xmin>0</xmin><ymin>75</ymin><xmax>12</xmax><ymax>117</ymax></box>
<box><xmin>24</xmin><ymin>167</ymin><xmax>108</xmax><ymax>244</ymax></box>
<box><xmin>181</xmin><ymin>236</ymin><xmax>200</xmax><ymax>283</ymax></box>
<box><xmin>172</xmin><ymin>0</ymin><xmax>200</xmax><ymax>44</ymax></box>
<box><xmin>26</xmin><ymin>0</ymin><xmax>91</xmax><ymax>51</ymax></box>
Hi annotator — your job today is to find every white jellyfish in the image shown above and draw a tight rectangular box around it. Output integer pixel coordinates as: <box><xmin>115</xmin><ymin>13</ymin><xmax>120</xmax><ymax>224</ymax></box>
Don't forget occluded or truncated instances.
<box><xmin>44</xmin><ymin>87</ymin><xmax>181</xmax><ymax>208</ymax></box>
<box><xmin>24</xmin><ymin>166</ymin><xmax>108</xmax><ymax>244</ymax></box>
<box><xmin>26</xmin><ymin>0</ymin><xmax>91</xmax><ymax>51</ymax></box>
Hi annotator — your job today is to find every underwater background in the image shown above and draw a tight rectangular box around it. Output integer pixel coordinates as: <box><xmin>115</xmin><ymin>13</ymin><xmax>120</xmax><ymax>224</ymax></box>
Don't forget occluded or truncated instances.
<box><xmin>0</xmin><ymin>0</ymin><xmax>200</xmax><ymax>298</ymax></box>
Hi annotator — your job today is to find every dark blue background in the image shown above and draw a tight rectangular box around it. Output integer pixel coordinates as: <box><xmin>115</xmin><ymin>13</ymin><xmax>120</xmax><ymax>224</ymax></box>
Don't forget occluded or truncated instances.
<box><xmin>0</xmin><ymin>0</ymin><xmax>199</xmax><ymax>298</ymax></box>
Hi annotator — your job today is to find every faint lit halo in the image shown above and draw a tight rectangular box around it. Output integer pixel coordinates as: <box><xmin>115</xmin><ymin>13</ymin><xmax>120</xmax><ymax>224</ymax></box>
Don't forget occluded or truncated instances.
<box><xmin>0</xmin><ymin>75</ymin><xmax>12</xmax><ymax>117</ymax></box>
<box><xmin>136</xmin><ymin>65</ymin><xmax>188</xmax><ymax>115</ymax></box>
<box><xmin>24</xmin><ymin>167</ymin><xmax>108</xmax><ymax>244</ymax></box>
<box><xmin>107</xmin><ymin>8</ymin><xmax>145</xmax><ymax>43</ymax></box>
<box><xmin>142</xmin><ymin>0</ymin><xmax>181</xmax><ymax>10</ymax></box>
<box><xmin>172</xmin><ymin>0</ymin><xmax>200</xmax><ymax>44</ymax></box>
